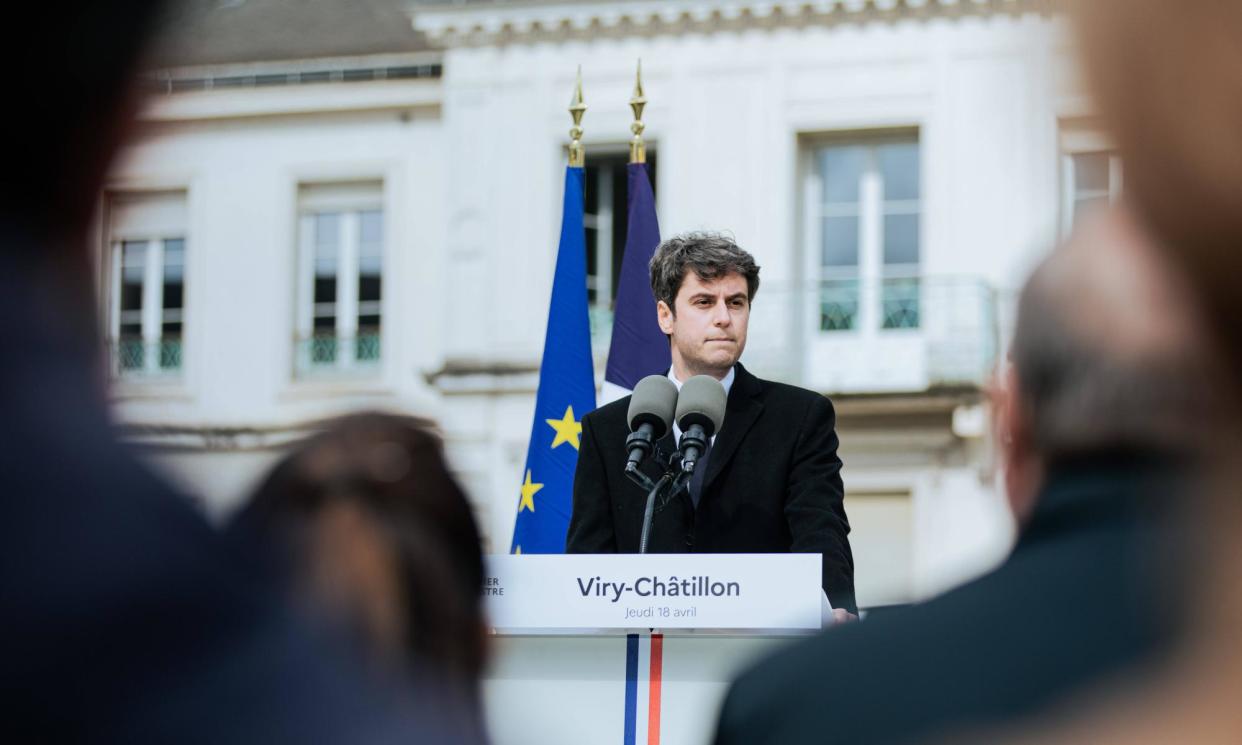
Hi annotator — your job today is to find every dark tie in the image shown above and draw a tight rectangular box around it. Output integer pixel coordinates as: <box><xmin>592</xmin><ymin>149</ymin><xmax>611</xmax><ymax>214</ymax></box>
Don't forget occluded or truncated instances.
<box><xmin>688</xmin><ymin>438</ymin><xmax>712</xmax><ymax>508</ymax></box>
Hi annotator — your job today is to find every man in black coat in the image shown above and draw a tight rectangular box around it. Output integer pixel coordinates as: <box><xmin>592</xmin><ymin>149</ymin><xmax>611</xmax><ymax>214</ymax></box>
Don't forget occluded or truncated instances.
<box><xmin>566</xmin><ymin>232</ymin><xmax>856</xmax><ymax>615</ymax></box>
<box><xmin>712</xmin><ymin>207</ymin><xmax>1211</xmax><ymax>744</ymax></box>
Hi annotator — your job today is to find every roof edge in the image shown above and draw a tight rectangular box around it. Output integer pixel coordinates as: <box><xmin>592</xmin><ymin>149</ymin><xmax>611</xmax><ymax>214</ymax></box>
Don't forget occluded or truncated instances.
<box><xmin>412</xmin><ymin>0</ymin><xmax>1055</xmax><ymax>46</ymax></box>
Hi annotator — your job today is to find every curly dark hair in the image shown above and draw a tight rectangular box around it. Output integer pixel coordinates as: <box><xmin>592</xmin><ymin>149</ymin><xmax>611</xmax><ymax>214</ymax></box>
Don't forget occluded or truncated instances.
<box><xmin>649</xmin><ymin>231</ymin><xmax>761</xmax><ymax>313</ymax></box>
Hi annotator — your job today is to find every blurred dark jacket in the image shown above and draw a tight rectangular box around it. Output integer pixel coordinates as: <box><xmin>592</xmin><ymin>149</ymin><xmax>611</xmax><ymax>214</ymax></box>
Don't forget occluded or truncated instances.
<box><xmin>0</xmin><ymin>250</ymin><xmax>481</xmax><ymax>743</ymax></box>
<box><xmin>712</xmin><ymin>452</ymin><xmax>1185</xmax><ymax>745</ymax></box>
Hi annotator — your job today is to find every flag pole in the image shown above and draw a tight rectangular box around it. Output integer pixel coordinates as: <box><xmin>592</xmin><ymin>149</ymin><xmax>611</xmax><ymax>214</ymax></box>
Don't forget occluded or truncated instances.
<box><xmin>629</xmin><ymin>59</ymin><xmax>647</xmax><ymax>165</ymax></box>
<box><xmin>569</xmin><ymin>66</ymin><xmax>587</xmax><ymax>167</ymax></box>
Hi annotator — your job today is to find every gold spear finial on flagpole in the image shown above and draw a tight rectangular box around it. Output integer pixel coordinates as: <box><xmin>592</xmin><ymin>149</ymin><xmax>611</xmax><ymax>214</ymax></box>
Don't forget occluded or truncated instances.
<box><xmin>568</xmin><ymin>66</ymin><xmax>587</xmax><ymax>167</ymax></box>
<box><xmin>629</xmin><ymin>59</ymin><xmax>647</xmax><ymax>164</ymax></box>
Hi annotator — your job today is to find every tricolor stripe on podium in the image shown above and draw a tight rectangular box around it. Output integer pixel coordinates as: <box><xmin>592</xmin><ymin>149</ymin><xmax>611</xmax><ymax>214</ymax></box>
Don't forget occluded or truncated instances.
<box><xmin>624</xmin><ymin>632</ymin><xmax>665</xmax><ymax>745</ymax></box>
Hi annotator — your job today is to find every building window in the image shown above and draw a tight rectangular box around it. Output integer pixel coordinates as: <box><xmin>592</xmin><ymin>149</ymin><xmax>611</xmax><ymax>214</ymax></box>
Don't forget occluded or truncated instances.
<box><xmin>847</xmin><ymin>491</ymin><xmax>914</xmax><ymax>608</ymax></box>
<box><xmin>809</xmin><ymin>136</ymin><xmax>921</xmax><ymax>333</ymax></box>
<box><xmin>583</xmin><ymin>150</ymin><xmax>657</xmax><ymax>345</ymax></box>
<box><xmin>1061</xmin><ymin>150</ymin><xmax>1122</xmax><ymax>234</ymax></box>
<box><xmin>295</xmin><ymin>182</ymin><xmax>384</xmax><ymax>376</ymax></box>
<box><xmin>105</xmin><ymin>192</ymin><xmax>187</xmax><ymax>378</ymax></box>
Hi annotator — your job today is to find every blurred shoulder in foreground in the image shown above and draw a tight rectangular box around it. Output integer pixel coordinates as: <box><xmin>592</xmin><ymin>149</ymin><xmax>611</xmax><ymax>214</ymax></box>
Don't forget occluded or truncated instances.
<box><xmin>0</xmin><ymin>2</ymin><xmax>481</xmax><ymax>742</ymax></box>
<box><xmin>712</xmin><ymin>205</ymin><xmax>1217</xmax><ymax>745</ymax></box>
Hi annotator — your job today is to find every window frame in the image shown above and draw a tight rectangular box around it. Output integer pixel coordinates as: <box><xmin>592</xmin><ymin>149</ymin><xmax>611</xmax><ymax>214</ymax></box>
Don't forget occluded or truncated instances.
<box><xmin>103</xmin><ymin>191</ymin><xmax>189</xmax><ymax>380</ymax></box>
<box><xmin>294</xmin><ymin>181</ymin><xmax>386</xmax><ymax>378</ymax></box>
<box><xmin>803</xmin><ymin>131</ymin><xmax>923</xmax><ymax>336</ymax></box>
<box><xmin>1058</xmin><ymin>126</ymin><xmax>1123</xmax><ymax>236</ymax></box>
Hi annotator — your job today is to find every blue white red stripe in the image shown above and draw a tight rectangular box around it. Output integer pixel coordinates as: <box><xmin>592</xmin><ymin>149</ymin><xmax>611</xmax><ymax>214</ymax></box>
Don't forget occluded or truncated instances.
<box><xmin>623</xmin><ymin>632</ymin><xmax>664</xmax><ymax>745</ymax></box>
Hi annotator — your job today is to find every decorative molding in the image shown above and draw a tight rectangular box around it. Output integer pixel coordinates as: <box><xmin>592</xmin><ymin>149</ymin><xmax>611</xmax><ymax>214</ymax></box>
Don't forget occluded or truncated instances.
<box><xmin>119</xmin><ymin>423</ymin><xmax>317</xmax><ymax>452</ymax></box>
<box><xmin>119</xmin><ymin>413</ymin><xmax>439</xmax><ymax>452</ymax></box>
<box><xmin>423</xmin><ymin>359</ymin><xmax>541</xmax><ymax>395</ymax></box>
<box><xmin>137</xmin><ymin>77</ymin><xmax>442</xmax><ymax>123</ymax></box>
<box><xmin>411</xmin><ymin>0</ymin><xmax>1054</xmax><ymax>47</ymax></box>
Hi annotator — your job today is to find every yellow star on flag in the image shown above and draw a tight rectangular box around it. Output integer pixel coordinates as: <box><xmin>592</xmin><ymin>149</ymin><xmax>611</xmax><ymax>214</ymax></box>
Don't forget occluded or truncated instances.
<box><xmin>518</xmin><ymin>469</ymin><xmax>543</xmax><ymax>513</ymax></box>
<box><xmin>546</xmin><ymin>405</ymin><xmax>583</xmax><ymax>450</ymax></box>
<box><xmin>513</xmin><ymin>545</ymin><xmax>522</xmax><ymax>555</ymax></box>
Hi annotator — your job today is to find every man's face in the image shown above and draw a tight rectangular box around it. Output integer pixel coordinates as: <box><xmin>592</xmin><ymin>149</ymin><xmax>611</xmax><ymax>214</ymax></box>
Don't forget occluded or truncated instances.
<box><xmin>657</xmin><ymin>270</ymin><xmax>750</xmax><ymax>379</ymax></box>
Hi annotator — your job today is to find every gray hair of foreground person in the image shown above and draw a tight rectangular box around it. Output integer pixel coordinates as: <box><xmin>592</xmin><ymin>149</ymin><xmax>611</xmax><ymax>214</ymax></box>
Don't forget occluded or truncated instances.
<box><xmin>1006</xmin><ymin>207</ymin><xmax>1219</xmax><ymax>474</ymax></box>
<box><xmin>649</xmin><ymin>232</ymin><xmax>761</xmax><ymax>313</ymax></box>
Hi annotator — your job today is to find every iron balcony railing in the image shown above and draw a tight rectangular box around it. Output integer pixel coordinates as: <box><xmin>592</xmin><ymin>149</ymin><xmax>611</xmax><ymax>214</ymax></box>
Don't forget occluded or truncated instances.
<box><xmin>110</xmin><ymin>337</ymin><xmax>182</xmax><ymax>378</ymax></box>
<box><xmin>589</xmin><ymin>275</ymin><xmax>1002</xmax><ymax>393</ymax></box>
<box><xmin>294</xmin><ymin>327</ymin><xmax>382</xmax><ymax>377</ymax></box>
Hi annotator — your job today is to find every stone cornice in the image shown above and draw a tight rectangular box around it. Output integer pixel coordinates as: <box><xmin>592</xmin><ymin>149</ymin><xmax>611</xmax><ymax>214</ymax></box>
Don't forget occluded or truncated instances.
<box><xmin>412</xmin><ymin>0</ymin><xmax>1054</xmax><ymax>46</ymax></box>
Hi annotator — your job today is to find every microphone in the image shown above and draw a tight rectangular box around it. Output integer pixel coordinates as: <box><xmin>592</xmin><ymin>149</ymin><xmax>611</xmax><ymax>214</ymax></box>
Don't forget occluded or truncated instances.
<box><xmin>675</xmin><ymin>375</ymin><xmax>728</xmax><ymax>475</ymax></box>
<box><xmin>625</xmin><ymin>375</ymin><xmax>678</xmax><ymax>469</ymax></box>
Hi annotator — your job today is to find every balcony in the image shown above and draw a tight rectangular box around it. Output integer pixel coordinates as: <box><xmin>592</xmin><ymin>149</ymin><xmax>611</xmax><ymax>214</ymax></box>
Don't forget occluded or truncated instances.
<box><xmin>110</xmin><ymin>336</ymin><xmax>182</xmax><ymax>378</ymax></box>
<box><xmin>589</xmin><ymin>276</ymin><xmax>1000</xmax><ymax>395</ymax></box>
<box><xmin>294</xmin><ymin>328</ymin><xmax>382</xmax><ymax>377</ymax></box>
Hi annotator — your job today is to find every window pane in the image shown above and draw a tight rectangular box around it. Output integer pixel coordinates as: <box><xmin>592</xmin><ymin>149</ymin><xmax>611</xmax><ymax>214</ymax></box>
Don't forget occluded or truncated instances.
<box><xmin>882</xmin><ymin>277</ymin><xmax>920</xmax><ymax>330</ymax></box>
<box><xmin>359</xmin><ymin>276</ymin><xmax>381</xmax><ymax>304</ymax></box>
<box><xmin>585</xmin><ymin>225</ymin><xmax>599</xmax><ymax>302</ymax></box>
<box><xmin>312</xmin><ymin>212</ymin><xmax>338</xmax><ymax>311</ymax></box>
<box><xmin>314</xmin><ymin>277</ymin><xmax>336</xmax><ymax>306</ymax></box>
<box><xmin>310</xmin><ymin>334</ymin><xmax>336</xmax><ymax>365</ymax></box>
<box><xmin>118</xmin><ymin>337</ymin><xmax>144</xmax><ymax>370</ymax></box>
<box><xmin>583</xmin><ymin>163</ymin><xmax>601</xmax><ymax>215</ymax></box>
<box><xmin>117</xmin><ymin>238</ymin><xmax>143</xmax><ymax>372</ymax></box>
<box><xmin>314</xmin><ymin>212</ymin><xmax>340</xmax><ymax>276</ymax></box>
<box><xmin>162</xmin><ymin>238</ymin><xmax>185</xmax><ymax>280</ymax></box>
<box><xmin>359</xmin><ymin>210</ymin><xmax>383</xmax><ymax>246</ymax></box>
<box><xmin>1073</xmin><ymin>153</ymin><xmax>1110</xmax><ymax>193</ymax></box>
<box><xmin>821</xmin><ymin>216</ymin><xmax>859</xmax><ymax>268</ymax></box>
<box><xmin>847</xmin><ymin>493</ymin><xmax>914</xmax><ymax>606</ymax></box>
<box><xmin>879</xmin><ymin>142</ymin><xmax>919</xmax><ymax>202</ymax></box>
<box><xmin>821</xmin><ymin>279</ymin><xmax>859</xmax><ymax>332</ymax></box>
<box><xmin>357</xmin><ymin>314</ymin><xmax>381</xmax><ymax>362</ymax></box>
<box><xmin>121</xmin><ymin>241</ymin><xmax>146</xmax><ymax>313</ymax></box>
<box><xmin>358</xmin><ymin>210</ymin><xmax>382</xmax><ymax>312</ymax></box>
<box><xmin>883</xmin><ymin>213</ymin><xmax>919</xmax><ymax>267</ymax></box>
<box><xmin>819</xmin><ymin>146</ymin><xmax>866</xmax><ymax>204</ymax></box>
<box><xmin>163</xmin><ymin>238</ymin><xmax>184</xmax><ymax>312</ymax></box>
<box><xmin>159</xmin><ymin>321</ymin><xmax>183</xmax><ymax>370</ymax></box>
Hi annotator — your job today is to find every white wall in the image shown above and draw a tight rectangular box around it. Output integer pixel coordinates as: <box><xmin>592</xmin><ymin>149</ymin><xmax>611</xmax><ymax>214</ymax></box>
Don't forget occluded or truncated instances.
<box><xmin>109</xmin><ymin>79</ymin><xmax>450</xmax><ymax>514</ymax></box>
<box><xmin>107</xmin><ymin>9</ymin><xmax>1090</xmax><ymax>598</ymax></box>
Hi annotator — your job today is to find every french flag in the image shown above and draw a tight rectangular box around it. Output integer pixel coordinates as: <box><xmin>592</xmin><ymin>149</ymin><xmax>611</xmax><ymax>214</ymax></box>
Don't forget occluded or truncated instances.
<box><xmin>601</xmin><ymin>162</ymin><xmax>670</xmax><ymax>404</ymax></box>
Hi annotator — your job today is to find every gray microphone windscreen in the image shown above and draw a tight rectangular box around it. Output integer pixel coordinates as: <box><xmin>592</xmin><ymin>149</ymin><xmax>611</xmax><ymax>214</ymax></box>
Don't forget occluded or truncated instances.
<box><xmin>676</xmin><ymin>375</ymin><xmax>727</xmax><ymax>436</ymax></box>
<box><xmin>628</xmin><ymin>375</ymin><xmax>678</xmax><ymax>437</ymax></box>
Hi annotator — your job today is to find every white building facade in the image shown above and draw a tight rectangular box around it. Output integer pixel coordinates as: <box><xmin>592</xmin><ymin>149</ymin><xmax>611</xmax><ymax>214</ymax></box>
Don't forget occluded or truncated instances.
<box><xmin>103</xmin><ymin>0</ymin><xmax>1112</xmax><ymax>609</ymax></box>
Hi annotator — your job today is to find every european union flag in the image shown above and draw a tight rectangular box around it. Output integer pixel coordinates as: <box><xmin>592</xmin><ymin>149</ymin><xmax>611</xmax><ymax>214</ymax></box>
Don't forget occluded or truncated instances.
<box><xmin>602</xmin><ymin>162</ymin><xmax>669</xmax><ymax>403</ymax></box>
<box><xmin>510</xmin><ymin>166</ymin><xmax>597</xmax><ymax>554</ymax></box>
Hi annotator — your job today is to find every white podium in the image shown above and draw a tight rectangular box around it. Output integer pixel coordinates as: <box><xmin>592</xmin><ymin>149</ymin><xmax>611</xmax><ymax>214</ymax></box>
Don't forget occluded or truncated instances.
<box><xmin>481</xmin><ymin>554</ymin><xmax>825</xmax><ymax>745</ymax></box>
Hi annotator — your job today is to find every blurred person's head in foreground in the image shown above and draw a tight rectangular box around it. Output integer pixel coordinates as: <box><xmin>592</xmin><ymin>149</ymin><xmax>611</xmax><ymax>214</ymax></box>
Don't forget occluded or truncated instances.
<box><xmin>995</xmin><ymin>203</ymin><xmax>1218</xmax><ymax>527</ymax></box>
<box><xmin>1072</xmin><ymin>0</ymin><xmax>1242</xmax><ymax>397</ymax></box>
<box><xmin>4</xmin><ymin>5</ymin><xmax>488</xmax><ymax>743</ymax></box>
<box><xmin>7</xmin><ymin>0</ymin><xmax>172</xmax><ymax>355</ymax></box>
<box><xmin>943</xmin><ymin>5</ymin><xmax>1242</xmax><ymax>745</ymax></box>
<box><xmin>233</xmin><ymin>412</ymin><xmax>488</xmax><ymax>705</ymax></box>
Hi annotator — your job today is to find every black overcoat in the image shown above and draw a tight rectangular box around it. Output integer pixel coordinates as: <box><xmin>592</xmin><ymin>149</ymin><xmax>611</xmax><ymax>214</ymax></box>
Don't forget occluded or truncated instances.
<box><xmin>566</xmin><ymin>363</ymin><xmax>856</xmax><ymax>614</ymax></box>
